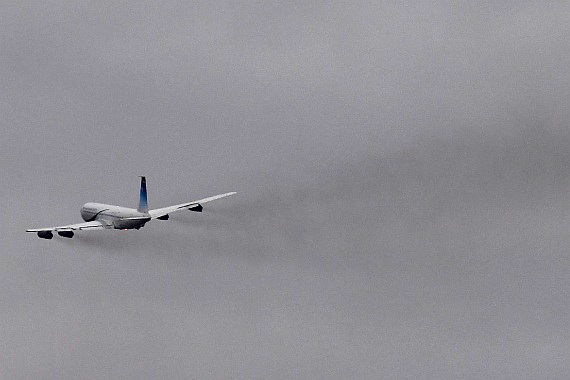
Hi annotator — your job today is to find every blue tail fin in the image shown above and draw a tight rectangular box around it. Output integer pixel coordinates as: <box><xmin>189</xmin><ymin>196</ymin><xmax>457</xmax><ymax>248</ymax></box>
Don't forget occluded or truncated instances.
<box><xmin>138</xmin><ymin>176</ymin><xmax>148</xmax><ymax>213</ymax></box>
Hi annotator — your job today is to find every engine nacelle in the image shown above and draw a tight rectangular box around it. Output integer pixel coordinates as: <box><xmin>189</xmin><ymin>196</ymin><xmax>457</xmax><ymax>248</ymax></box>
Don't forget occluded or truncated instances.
<box><xmin>189</xmin><ymin>204</ymin><xmax>203</xmax><ymax>212</ymax></box>
<box><xmin>37</xmin><ymin>231</ymin><xmax>53</xmax><ymax>239</ymax></box>
<box><xmin>58</xmin><ymin>231</ymin><xmax>74</xmax><ymax>238</ymax></box>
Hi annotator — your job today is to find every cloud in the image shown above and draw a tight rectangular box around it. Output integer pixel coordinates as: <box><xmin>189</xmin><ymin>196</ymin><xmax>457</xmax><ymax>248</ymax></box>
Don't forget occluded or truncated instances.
<box><xmin>1</xmin><ymin>1</ymin><xmax>569</xmax><ymax>378</ymax></box>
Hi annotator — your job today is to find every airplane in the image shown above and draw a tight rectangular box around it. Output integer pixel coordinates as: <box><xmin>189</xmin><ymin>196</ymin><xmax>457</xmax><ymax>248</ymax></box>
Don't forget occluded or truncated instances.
<box><xmin>26</xmin><ymin>176</ymin><xmax>236</xmax><ymax>239</ymax></box>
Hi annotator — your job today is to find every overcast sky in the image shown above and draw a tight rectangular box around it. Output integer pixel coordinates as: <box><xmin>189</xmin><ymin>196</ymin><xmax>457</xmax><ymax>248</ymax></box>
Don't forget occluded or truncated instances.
<box><xmin>1</xmin><ymin>1</ymin><xmax>570</xmax><ymax>378</ymax></box>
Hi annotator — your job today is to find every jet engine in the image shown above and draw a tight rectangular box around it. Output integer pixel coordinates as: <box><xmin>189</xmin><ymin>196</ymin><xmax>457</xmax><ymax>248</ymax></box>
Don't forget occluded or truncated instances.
<box><xmin>37</xmin><ymin>231</ymin><xmax>53</xmax><ymax>239</ymax></box>
<box><xmin>189</xmin><ymin>204</ymin><xmax>203</xmax><ymax>212</ymax></box>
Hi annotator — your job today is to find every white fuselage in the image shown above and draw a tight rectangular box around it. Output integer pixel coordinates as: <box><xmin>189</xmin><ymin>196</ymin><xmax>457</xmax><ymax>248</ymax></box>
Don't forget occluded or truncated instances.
<box><xmin>80</xmin><ymin>203</ymin><xmax>151</xmax><ymax>230</ymax></box>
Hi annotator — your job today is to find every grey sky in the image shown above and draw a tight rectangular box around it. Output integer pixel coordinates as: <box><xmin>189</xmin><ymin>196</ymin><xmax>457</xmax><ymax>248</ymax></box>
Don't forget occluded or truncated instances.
<box><xmin>1</xmin><ymin>1</ymin><xmax>569</xmax><ymax>378</ymax></box>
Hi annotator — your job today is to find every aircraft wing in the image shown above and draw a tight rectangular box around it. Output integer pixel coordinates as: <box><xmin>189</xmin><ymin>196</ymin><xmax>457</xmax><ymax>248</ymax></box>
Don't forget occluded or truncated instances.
<box><xmin>149</xmin><ymin>192</ymin><xmax>236</xmax><ymax>219</ymax></box>
<box><xmin>26</xmin><ymin>220</ymin><xmax>112</xmax><ymax>233</ymax></box>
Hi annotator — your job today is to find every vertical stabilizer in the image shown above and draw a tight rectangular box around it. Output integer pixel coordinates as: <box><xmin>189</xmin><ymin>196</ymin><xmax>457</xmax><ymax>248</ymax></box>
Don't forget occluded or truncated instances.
<box><xmin>138</xmin><ymin>176</ymin><xmax>148</xmax><ymax>213</ymax></box>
